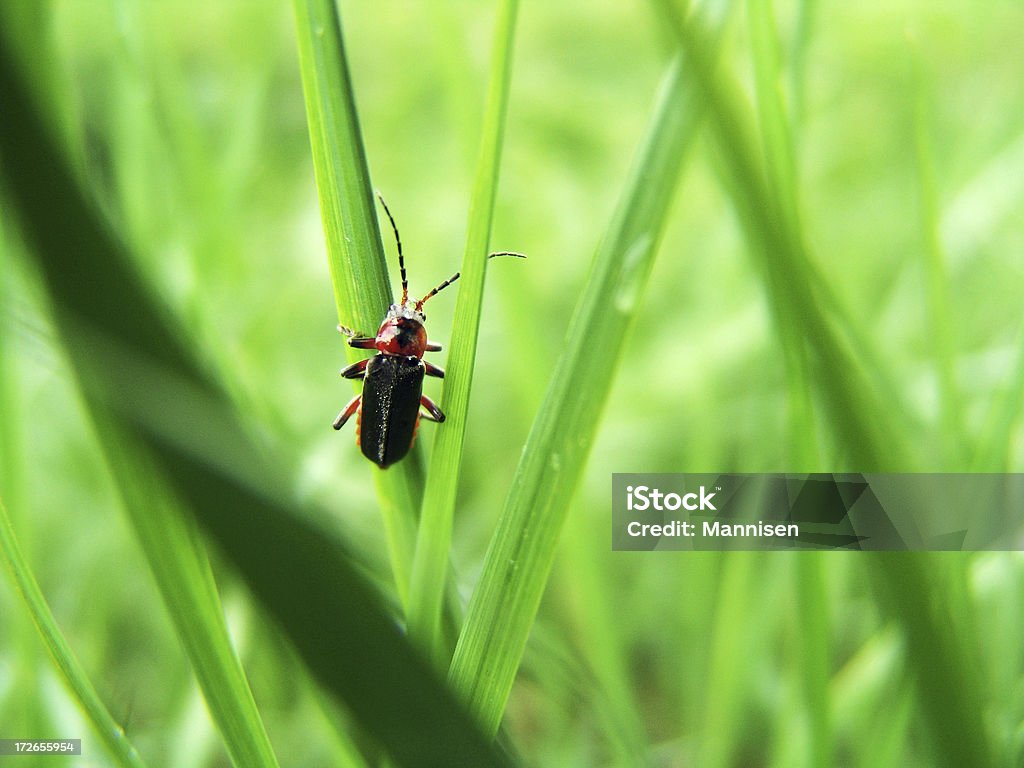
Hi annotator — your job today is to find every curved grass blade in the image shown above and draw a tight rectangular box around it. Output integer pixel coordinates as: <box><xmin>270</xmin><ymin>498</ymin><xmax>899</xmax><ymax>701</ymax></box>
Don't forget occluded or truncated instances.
<box><xmin>559</xmin><ymin>522</ymin><xmax>650</xmax><ymax>764</ymax></box>
<box><xmin>910</xmin><ymin>43</ymin><xmax>965</xmax><ymax>465</ymax></box>
<box><xmin>746</xmin><ymin>6</ymin><xmax>831</xmax><ymax>762</ymax></box>
<box><xmin>746</xmin><ymin>0</ymin><xmax>817</xmax><ymax>468</ymax></box>
<box><xmin>869</xmin><ymin>554</ymin><xmax>994</xmax><ymax>768</ymax></box>
<box><xmin>656</xmin><ymin>0</ymin><xmax>895</xmax><ymax>469</ymax></box>
<box><xmin>0</xmin><ymin>499</ymin><xmax>148</xmax><ymax>768</ymax></box>
<box><xmin>0</xmin><ymin>24</ymin><xmax>280</xmax><ymax>768</ymax></box>
<box><xmin>447</xmin><ymin>15</ymin><xmax>725</xmax><ymax>727</ymax></box>
<box><xmin>0</xmin><ymin>28</ymin><xmax>514</xmax><ymax>768</ymax></box>
<box><xmin>972</xmin><ymin>319</ymin><xmax>1024</xmax><ymax>471</ymax></box>
<box><xmin>658</xmin><ymin>5</ymin><xmax>995</xmax><ymax>766</ymax></box>
<box><xmin>788</xmin><ymin>0</ymin><xmax>818</xmax><ymax>142</ymax></box>
<box><xmin>292</xmin><ymin>0</ymin><xmax>422</xmax><ymax>609</ymax></box>
<box><xmin>694</xmin><ymin>552</ymin><xmax>759</xmax><ymax>768</ymax></box>
<box><xmin>793</xmin><ymin>553</ymin><xmax>832</xmax><ymax>768</ymax></box>
<box><xmin>407</xmin><ymin>0</ymin><xmax>519</xmax><ymax>662</ymax></box>
<box><xmin>0</xmin><ymin>188</ymin><xmax>43</xmax><ymax>744</ymax></box>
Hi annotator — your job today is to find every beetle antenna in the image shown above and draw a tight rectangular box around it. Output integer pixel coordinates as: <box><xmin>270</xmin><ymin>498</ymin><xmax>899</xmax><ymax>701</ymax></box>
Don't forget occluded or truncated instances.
<box><xmin>415</xmin><ymin>251</ymin><xmax>526</xmax><ymax>309</ymax></box>
<box><xmin>376</xmin><ymin>192</ymin><xmax>407</xmax><ymax>305</ymax></box>
<box><xmin>416</xmin><ymin>271</ymin><xmax>460</xmax><ymax>309</ymax></box>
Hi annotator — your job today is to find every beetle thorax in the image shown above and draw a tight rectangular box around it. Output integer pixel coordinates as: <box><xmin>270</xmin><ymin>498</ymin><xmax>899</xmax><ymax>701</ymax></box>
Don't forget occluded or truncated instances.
<box><xmin>375</xmin><ymin>304</ymin><xmax>428</xmax><ymax>357</ymax></box>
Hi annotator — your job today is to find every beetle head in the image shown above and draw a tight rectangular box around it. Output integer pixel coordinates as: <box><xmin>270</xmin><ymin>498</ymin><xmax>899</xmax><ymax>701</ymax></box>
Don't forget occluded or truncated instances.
<box><xmin>375</xmin><ymin>304</ymin><xmax>428</xmax><ymax>357</ymax></box>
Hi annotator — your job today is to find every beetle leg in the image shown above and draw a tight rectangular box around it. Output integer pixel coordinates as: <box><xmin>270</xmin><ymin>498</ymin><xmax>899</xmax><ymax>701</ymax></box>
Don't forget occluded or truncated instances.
<box><xmin>419</xmin><ymin>395</ymin><xmax>446</xmax><ymax>423</ymax></box>
<box><xmin>338</xmin><ymin>325</ymin><xmax>377</xmax><ymax>349</ymax></box>
<box><xmin>333</xmin><ymin>395</ymin><xmax>361</xmax><ymax>430</ymax></box>
<box><xmin>425</xmin><ymin>340</ymin><xmax>442</xmax><ymax>352</ymax></box>
<box><xmin>423</xmin><ymin>360</ymin><xmax>445</xmax><ymax>378</ymax></box>
<box><xmin>340</xmin><ymin>358</ymin><xmax>369</xmax><ymax>379</ymax></box>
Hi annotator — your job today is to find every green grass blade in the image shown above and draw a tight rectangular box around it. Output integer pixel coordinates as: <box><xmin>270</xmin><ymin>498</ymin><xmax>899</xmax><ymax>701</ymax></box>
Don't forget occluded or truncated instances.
<box><xmin>747</xmin><ymin>0</ymin><xmax>799</xmax><ymax>230</ymax></box>
<box><xmin>870</xmin><ymin>554</ymin><xmax>994</xmax><ymax>768</ymax></box>
<box><xmin>447</xmin><ymin>41</ymin><xmax>714</xmax><ymax>734</ymax></box>
<box><xmin>656</xmin><ymin>0</ymin><xmax>898</xmax><ymax>470</ymax></box>
<box><xmin>0</xmin><ymin>499</ymin><xmax>149</xmax><ymax>768</ymax></box>
<box><xmin>788</xmin><ymin>0</ymin><xmax>818</xmax><ymax>140</ymax></box>
<box><xmin>407</xmin><ymin>0</ymin><xmax>519</xmax><ymax>661</ymax></box>
<box><xmin>290</xmin><ymin>0</ymin><xmax>390</xmax><ymax>328</ymax></box>
<box><xmin>660</xmin><ymin>7</ymin><xmax>995</xmax><ymax>765</ymax></box>
<box><xmin>150</xmin><ymin>437</ymin><xmax>514</xmax><ymax>768</ymax></box>
<box><xmin>746</xmin><ymin>7</ymin><xmax>831</xmax><ymax>761</ymax></box>
<box><xmin>793</xmin><ymin>553</ymin><xmax>832</xmax><ymax>768</ymax></box>
<box><xmin>738</xmin><ymin>0</ymin><xmax>917</xmax><ymax>468</ymax></box>
<box><xmin>749</xmin><ymin>3</ymin><xmax>911</xmax><ymax>458</ymax></box>
<box><xmin>112</xmin><ymin>441</ymin><xmax>281</xmax><ymax>768</ymax></box>
<box><xmin>910</xmin><ymin>45</ymin><xmax>965</xmax><ymax>465</ymax></box>
<box><xmin>0</xmin><ymin>197</ymin><xmax>43</xmax><ymax>745</ymax></box>
<box><xmin>972</xmin><ymin>320</ymin><xmax>1024</xmax><ymax>471</ymax></box>
<box><xmin>0</xmin><ymin>30</ymin><xmax>514</xmax><ymax>767</ymax></box>
<box><xmin>746</xmin><ymin>0</ymin><xmax>817</xmax><ymax>467</ymax></box>
<box><xmin>695</xmin><ymin>553</ymin><xmax>758</xmax><ymax>768</ymax></box>
<box><xmin>0</xmin><ymin>25</ymin><xmax>280</xmax><ymax>768</ymax></box>
<box><xmin>291</xmin><ymin>0</ymin><xmax>422</xmax><ymax>609</ymax></box>
<box><xmin>560</xmin><ymin>525</ymin><xmax>650</xmax><ymax>764</ymax></box>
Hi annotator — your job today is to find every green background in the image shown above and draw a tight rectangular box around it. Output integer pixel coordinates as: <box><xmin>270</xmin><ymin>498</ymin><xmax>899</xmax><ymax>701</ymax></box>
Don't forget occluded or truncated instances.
<box><xmin>2</xmin><ymin>1</ymin><xmax>1023</xmax><ymax>766</ymax></box>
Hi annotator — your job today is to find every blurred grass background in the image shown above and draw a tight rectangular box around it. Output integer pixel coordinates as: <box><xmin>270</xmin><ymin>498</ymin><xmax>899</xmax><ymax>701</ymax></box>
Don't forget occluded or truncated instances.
<box><xmin>2</xmin><ymin>0</ymin><xmax>1024</xmax><ymax>766</ymax></box>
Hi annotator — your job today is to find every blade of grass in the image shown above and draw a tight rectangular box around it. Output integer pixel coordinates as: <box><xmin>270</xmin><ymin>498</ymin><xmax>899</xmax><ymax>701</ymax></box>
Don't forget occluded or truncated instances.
<box><xmin>746</xmin><ymin>6</ymin><xmax>831</xmax><ymax>761</ymax></box>
<box><xmin>747</xmin><ymin>0</ymin><xmax>799</xmax><ymax>231</ymax></box>
<box><xmin>0</xmin><ymin>208</ymin><xmax>43</xmax><ymax>743</ymax></box>
<box><xmin>0</xmin><ymin>499</ymin><xmax>148</xmax><ymax>768</ymax></box>
<box><xmin>146</xmin><ymin>431</ymin><xmax>514</xmax><ymax>768</ymax></box>
<box><xmin>793</xmin><ymin>553</ymin><xmax>831</xmax><ymax>768</ymax></box>
<box><xmin>292</xmin><ymin>0</ymin><xmax>422</xmax><ymax>609</ymax></box>
<box><xmin>870</xmin><ymin>554</ymin><xmax>994</xmax><ymax>768</ymax></box>
<box><xmin>0</xmin><ymin>29</ymin><xmax>514</xmax><ymax>767</ymax></box>
<box><xmin>830</xmin><ymin>628</ymin><xmax>913</xmax><ymax>766</ymax></box>
<box><xmin>290</xmin><ymin>0</ymin><xmax>390</xmax><ymax>328</ymax></box>
<box><xmin>910</xmin><ymin>41</ymin><xmax>965</xmax><ymax>466</ymax></box>
<box><xmin>746</xmin><ymin>0</ymin><xmax>817</xmax><ymax>468</ymax></box>
<box><xmin>658</xmin><ymin>6</ymin><xmax>994</xmax><ymax>765</ymax></box>
<box><xmin>656</xmin><ymin>0</ymin><xmax>912</xmax><ymax>470</ymax></box>
<box><xmin>695</xmin><ymin>552</ymin><xmax>759</xmax><ymax>768</ymax></box>
<box><xmin>0</xmin><ymin>23</ymin><xmax>280</xmax><ymax>768</ymax></box>
<box><xmin>858</xmin><ymin>688</ymin><xmax>914</xmax><ymax>768</ymax></box>
<box><xmin>447</xmin><ymin>4</ymin><xmax>727</xmax><ymax>725</ymax></box>
<box><xmin>407</xmin><ymin>0</ymin><xmax>519</xmax><ymax>662</ymax></box>
<box><xmin>659</xmin><ymin>0</ymin><xmax>892</xmax><ymax>467</ymax></box>
<box><xmin>972</xmin><ymin>318</ymin><xmax>1024</xmax><ymax>471</ymax></box>
<box><xmin>787</xmin><ymin>0</ymin><xmax>818</xmax><ymax>144</ymax></box>
<box><xmin>112</xmin><ymin>439</ymin><xmax>281</xmax><ymax>768</ymax></box>
<box><xmin>560</xmin><ymin>524</ymin><xmax>650</xmax><ymax>765</ymax></box>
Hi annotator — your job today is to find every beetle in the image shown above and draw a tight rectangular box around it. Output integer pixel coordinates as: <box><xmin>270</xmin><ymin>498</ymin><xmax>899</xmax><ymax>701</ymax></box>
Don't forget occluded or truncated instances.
<box><xmin>333</xmin><ymin>195</ymin><xmax>523</xmax><ymax>468</ymax></box>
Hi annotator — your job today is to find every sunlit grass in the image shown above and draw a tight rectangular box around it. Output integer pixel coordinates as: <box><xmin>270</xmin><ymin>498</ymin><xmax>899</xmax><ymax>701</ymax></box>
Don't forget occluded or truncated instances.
<box><xmin>0</xmin><ymin>498</ymin><xmax>147</xmax><ymax>767</ymax></box>
<box><xmin>291</xmin><ymin>0</ymin><xmax>422</xmax><ymax>611</ymax></box>
<box><xmin>409</xmin><ymin>0</ymin><xmax>520</xmax><ymax>664</ymax></box>
<box><xmin>1</xmin><ymin>1</ymin><xmax>1024</xmax><ymax>766</ymax></box>
<box><xmin>448</xmin><ymin>16</ymin><xmax>723</xmax><ymax>728</ymax></box>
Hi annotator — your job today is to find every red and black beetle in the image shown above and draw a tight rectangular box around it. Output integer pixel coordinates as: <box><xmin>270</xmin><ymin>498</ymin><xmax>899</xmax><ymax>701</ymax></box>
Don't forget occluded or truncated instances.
<box><xmin>333</xmin><ymin>196</ymin><xmax>523</xmax><ymax>468</ymax></box>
